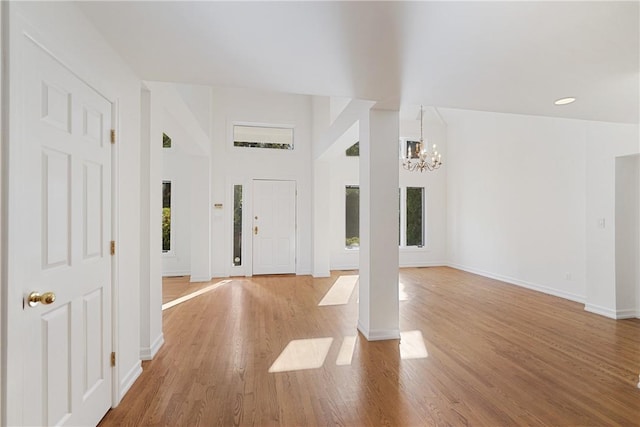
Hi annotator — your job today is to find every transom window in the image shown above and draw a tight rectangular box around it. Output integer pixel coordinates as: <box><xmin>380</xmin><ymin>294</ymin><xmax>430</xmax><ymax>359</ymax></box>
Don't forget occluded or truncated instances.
<box><xmin>233</xmin><ymin>124</ymin><xmax>294</xmax><ymax>150</ymax></box>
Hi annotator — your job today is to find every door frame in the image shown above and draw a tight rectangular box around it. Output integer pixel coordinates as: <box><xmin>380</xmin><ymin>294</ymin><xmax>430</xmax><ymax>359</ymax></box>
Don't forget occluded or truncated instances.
<box><xmin>226</xmin><ymin>178</ymin><xmax>298</xmax><ymax>277</ymax></box>
<box><xmin>1</xmin><ymin>10</ymin><xmax>119</xmax><ymax>425</ymax></box>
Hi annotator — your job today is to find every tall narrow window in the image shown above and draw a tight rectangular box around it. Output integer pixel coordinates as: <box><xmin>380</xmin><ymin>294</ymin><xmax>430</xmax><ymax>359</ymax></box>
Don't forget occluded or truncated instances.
<box><xmin>345</xmin><ymin>186</ymin><xmax>360</xmax><ymax>248</ymax></box>
<box><xmin>406</xmin><ymin>187</ymin><xmax>424</xmax><ymax>247</ymax></box>
<box><xmin>233</xmin><ymin>185</ymin><xmax>243</xmax><ymax>266</ymax></box>
<box><xmin>162</xmin><ymin>181</ymin><xmax>172</xmax><ymax>252</ymax></box>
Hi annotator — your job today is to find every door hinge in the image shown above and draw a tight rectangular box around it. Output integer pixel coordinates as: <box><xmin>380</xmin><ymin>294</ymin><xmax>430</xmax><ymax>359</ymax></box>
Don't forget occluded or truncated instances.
<box><xmin>110</xmin><ymin>241</ymin><xmax>116</xmax><ymax>256</ymax></box>
<box><xmin>110</xmin><ymin>352</ymin><xmax>116</xmax><ymax>367</ymax></box>
<box><xmin>110</xmin><ymin>129</ymin><xmax>116</xmax><ymax>144</ymax></box>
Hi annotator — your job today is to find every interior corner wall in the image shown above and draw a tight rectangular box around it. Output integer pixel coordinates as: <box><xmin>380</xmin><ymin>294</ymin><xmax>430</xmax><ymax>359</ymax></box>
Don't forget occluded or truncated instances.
<box><xmin>139</xmin><ymin>86</ymin><xmax>155</xmax><ymax>360</ymax></box>
<box><xmin>210</xmin><ymin>87</ymin><xmax>313</xmax><ymax>278</ymax></box>
<box><xmin>7</xmin><ymin>1</ymin><xmax>143</xmax><ymax>411</ymax></box>
<box><xmin>443</xmin><ymin>108</ymin><xmax>588</xmax><ymax>303</ymax></box>
<box><xmin>145</xmin><ymin>82</ymin><xmax>211</xmax><ymax>284</ymax></box>
<box><xmin>189</xmin><ymin>154</ymin><xmax>212</xmax><ymax>282</ymax></box>
<box><xmin>614</xmin><ymin>155</ymin><xmax>640</xmax><ymax>318</ymax></box>
<box><xmin>0</xmin><ymin>1</ymin><xmax>5</xmax><ymax>422</ymax></box>
<box><xmin>584</xmin><ymin>122</ymin><xmax>639</xmax><ymax>318</ymax></box>
<box><xmin>161</xmin><ymin>113</ymin><xmax>193</xmax><ymax>277</ymax></box>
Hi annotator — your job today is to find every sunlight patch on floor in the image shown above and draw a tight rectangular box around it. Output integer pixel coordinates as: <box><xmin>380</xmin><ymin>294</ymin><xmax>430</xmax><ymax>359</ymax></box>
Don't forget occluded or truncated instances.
<box><xmin>318</xmin><ymin>275</ymin><xmax>358</xmax><ymax>306</ymax></box>
<box><xmin>336</xmin><ymin>335</ymin><xmax>357</xmax><ymax>366</ymax></box>
<box><xmin>399</xmin><ymin>281</ymin><xmax>409</xmax><ymax>301</ymax></box>
<box><xmin>400</xmin><ymin>330</ymin><xmax>429</xmax><ymax>359</ymax></box>
<box><xmin>162</xmin><ymin>279</ymin><xmax>232</xmax><ymax>311</ymax></box>
<box><xmin>269</xmin><ymin>338</ymin><xmax>334</xmax><ymax>373</ymax></box>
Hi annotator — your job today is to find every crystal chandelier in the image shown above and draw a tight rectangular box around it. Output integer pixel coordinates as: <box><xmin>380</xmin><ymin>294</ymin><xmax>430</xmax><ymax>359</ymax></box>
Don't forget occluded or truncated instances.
<box><xmin>402</xmin><ymin>105</ymin><xmax>442</xmax><ymax>172</ymax></box>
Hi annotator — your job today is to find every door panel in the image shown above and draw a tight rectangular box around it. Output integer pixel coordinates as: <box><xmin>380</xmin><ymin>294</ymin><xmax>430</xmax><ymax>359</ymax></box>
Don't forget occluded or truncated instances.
<box><xmin>253</xmin><ymin>180</ymin><xmax>296</xmax><ymax>275</ymax></box>
<box><xmin>15</xmin><ymin>37</ymin><xmax>113</xmax><ymax>426</ymax></box>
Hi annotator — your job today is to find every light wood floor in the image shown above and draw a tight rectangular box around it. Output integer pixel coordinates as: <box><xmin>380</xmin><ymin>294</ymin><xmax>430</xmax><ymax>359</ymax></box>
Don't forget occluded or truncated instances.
<box><xmin>99</xmin><ymin>267</ymin><xmax>640</xmax><ymax>426</ymax></box>
<box><xmin>161</xmin><ymin>275</ymin><xmax>216</xmax><ymax>304</ymax></box>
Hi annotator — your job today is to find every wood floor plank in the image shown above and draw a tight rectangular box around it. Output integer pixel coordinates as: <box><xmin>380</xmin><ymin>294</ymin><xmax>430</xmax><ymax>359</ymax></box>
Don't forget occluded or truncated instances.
<box><xmin>99</xmin><ymin>267</ymin><xmax>640</xmax><ymax>426</ymax></box>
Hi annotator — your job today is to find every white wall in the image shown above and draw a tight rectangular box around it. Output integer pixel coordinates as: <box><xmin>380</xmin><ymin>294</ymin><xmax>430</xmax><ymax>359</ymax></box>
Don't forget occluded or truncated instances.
<box><xmin>328</xmin><ymin>119</ymin><xmax>448</xmax><ymax>270</ymax></box>
<box><xmin>4</xmin><ymin>2</ymin><xmax>143</xmax><ymax>421</ymax></box>
<box><xmin>443</xmin><ymin>108</ymin><xmax>640</xmax><ymax>313</ymax></box>
<box><xmin>615</xmin><ymin>155</ymin><xmax>639</xmax><ymax>318</ymax></box>
<box><xmin>161</xmin><ymin>114</ymin><xmax>193</xmax><ymax>277</ymax></box>
<box><xmin>444</xmin><ymin>109</ymin><xmax>588</xmax><ymax>302</ymax></box>
<box><xmin>189</xmin><ymin>155</ymin><xmax>212</xmax><ymax>282</ymax></box>
<box><xmin>174</xmin><ymin>83</ymin><xmax>212</xmax><ymax>139</ymax></box>
<box><xmin>0</xmin><ymin>2</ymin><xmax>4</xmax><ymax>420</ymax></box>
<box><xmin>210</xmin><ymin>87</ymin><xmax>313</xmax><ymax>277</ymax></box>
<box><xmin>139</xmin><ymin>82</ymin><xmax>211</xmax><ymax>360</ymax></box>
<box><xmin>585</xmin><ymin>122</ymin><xmax>640</xmax><ymax>318</ymax></box>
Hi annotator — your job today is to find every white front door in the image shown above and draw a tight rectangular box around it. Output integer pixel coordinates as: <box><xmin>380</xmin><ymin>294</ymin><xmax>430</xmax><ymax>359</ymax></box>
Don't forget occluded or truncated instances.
<box><xmin>9</xmin><ymin>37</ymin><xmax>113</xmax><ymax>426</ymax></box>
<box><xmin>252</xmin><ymin>180</ymin><xmax>296</xmax><ymax>275</ymax></box>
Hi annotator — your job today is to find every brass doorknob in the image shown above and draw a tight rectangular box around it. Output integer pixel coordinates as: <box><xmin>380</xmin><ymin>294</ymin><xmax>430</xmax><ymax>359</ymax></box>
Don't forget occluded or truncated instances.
<box><xmin>27</xmin><ymin>291</ymin><xmax>56</xmax><ymax>307</ymax></box>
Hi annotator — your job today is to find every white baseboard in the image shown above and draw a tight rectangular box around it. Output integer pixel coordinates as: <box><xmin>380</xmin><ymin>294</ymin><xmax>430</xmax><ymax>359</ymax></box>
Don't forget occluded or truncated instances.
<box><xmin>189</xmin><ymin>276</ymin><xmax>211</xmax><ymax>283</ymax></box>
<box><xmin>614</xmin><ymin>309</ymin><xmax>638</xmax><ymax>319</ymax></box>
<box><xmin>312</xmin><ymin>270</ymin><xmax>331</xmax><ymax>278</ymax></box>
<box><xmin>447</xmin><ymin>263</ymin><xmax>585</xmax><ymax>304</ymax></box>
<box><xmin>330</xmin><ymin>264</ymin><xmax>359</xmax><ymax>271</ymax></box>
<box><xmin>119</xmin><ymin>361</ymin><xmax>142</xmax><ymax>401</ymax></box>
<box><xmin>399</xmin><ymin>261</ymin><xmax>447</xmax><ymax>268</ymax></box>
<box><xmin>584</xmin><ymin>304</ymin><xmax>617</xmax><ymax>319</ymax></box>
<box><xmin>140</xmin><ymin>333</ymin><xmax>164</xmax><ymax>361</ymax></box>
<box><xmin>331</xmin><ymin>262</ymin><xmax>446</xmax><ymax>271</ymax></box>
<box><xmin>357</xmin><ymin>321</ymin><xmax>400</xmax><ymax>341</ymax></box>
<box><xmin>162</xmin><ymin>270</ymin><xmax>190</xmax><ymax>277</ymax></box>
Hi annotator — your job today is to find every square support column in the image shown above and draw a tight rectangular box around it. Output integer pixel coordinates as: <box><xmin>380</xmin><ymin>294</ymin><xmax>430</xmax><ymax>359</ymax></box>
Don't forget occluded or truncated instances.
<box><xmin>357</xmin><ymin>109</ymin><xmax>400</xmax><ymax>341</ymax></box>
<box><xmin>312</xmin><ymin>159</ymin><xmax>331</xmax><ymax>277</ymax></box>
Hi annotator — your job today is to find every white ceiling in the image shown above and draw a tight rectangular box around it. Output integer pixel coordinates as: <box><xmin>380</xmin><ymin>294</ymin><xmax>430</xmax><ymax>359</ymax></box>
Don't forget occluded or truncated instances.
<box><xmin>77</xmin><ymin>1</ymin><xmax>639</xmax><ymax>124</ymax></box>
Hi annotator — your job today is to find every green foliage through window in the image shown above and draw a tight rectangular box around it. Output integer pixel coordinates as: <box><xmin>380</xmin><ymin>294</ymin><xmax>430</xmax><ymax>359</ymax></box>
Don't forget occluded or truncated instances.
<box><xmin>346</xmin><ymin>141</ymin><xmax>359</xmax><ymax>157</ymax></box>
<box><xmin>233</xmin><ymin>185</ymin><xmax>243</xmax><ymax>266</ymax></box>
<box><xmin>345</xmin><ymin>185</ymin><xmax>424</xmax><ymax>249</ymax></box>
<box><xmin>162</xmin><ymin>182</ymin><xmax>171</xmax><ymax>252</ymax></box>
<box><xmin>163</xmin><ymin>133</ymin><xmax>172</xmax><ymax>148</ymax></box>
<box><xmin>406</xmin><ymin>187</ymin><xmax>424</xmax><ymax>247</ymax></box>
<box><xmin>345</xmin><ymin>186</ymin><xmax>360</xmax><ymax>248</ymax></box>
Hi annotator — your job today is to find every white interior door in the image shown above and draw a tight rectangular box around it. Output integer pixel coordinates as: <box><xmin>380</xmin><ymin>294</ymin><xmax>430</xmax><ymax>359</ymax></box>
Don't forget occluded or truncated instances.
<box><xmin>253</xmin><ymin>180</ymin><xmax>296</xmax><ymax>275</ymax></box>
<box><xmin>12</xmin><ymin>37</ymin><xmax>113</xmax><ymax>426</ymax></box>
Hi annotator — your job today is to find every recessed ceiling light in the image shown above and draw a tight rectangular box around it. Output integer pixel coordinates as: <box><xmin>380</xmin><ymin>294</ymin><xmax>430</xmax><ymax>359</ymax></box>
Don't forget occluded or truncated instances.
<box><xmin>554</xmin><ymin>97</ymin><xmax>576</xmax><ymax>105</ymax></box>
